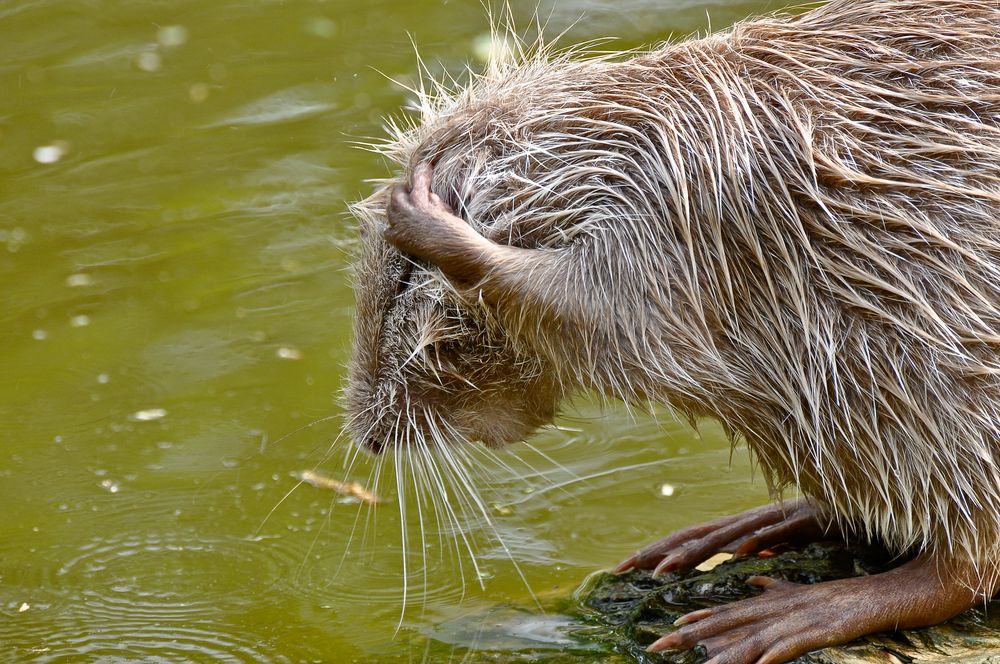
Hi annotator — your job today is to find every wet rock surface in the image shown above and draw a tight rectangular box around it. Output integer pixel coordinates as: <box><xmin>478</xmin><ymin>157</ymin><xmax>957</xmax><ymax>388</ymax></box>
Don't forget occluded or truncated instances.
<box><xmin>576</xmin><ymin>542</ymin><xmax>1000</xmax><ymax>663</ymax></box>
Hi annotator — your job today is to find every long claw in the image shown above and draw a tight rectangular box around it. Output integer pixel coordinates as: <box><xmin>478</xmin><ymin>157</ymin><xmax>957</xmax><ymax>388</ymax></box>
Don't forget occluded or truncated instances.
<box><xmin>747</xmin><ymin>576</ymin><xmax>783</xmax><ymax>588</ymax></box>
<box><xmin>675</xmin><ymin>607</ymin><xmax>714</xmax><ymax>626</ymax></box>
<box><xmin>614</xmin><ymin>553</ymin><xmax>639</xmax><ymax>574</ymax></box>
<box><xmin>646</xmin><ymin>632</ymin><xmax>682</xmax><ymax>652</ymax></box>
<box><xmin>653</xmin><ymin>553</ymin><xmax>682</xmax><ymax>576</ymax></box>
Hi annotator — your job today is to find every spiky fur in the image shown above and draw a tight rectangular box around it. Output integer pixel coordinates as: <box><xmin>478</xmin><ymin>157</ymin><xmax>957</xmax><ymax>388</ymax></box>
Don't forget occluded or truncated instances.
<box><xmin>347</xmin><ymin>0</ymin><xmax>1000</xmax><ymax>589</ymax></box>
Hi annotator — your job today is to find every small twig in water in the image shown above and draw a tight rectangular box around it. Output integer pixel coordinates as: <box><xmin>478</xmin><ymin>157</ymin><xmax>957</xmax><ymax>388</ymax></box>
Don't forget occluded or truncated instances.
<box><xmin>297</xmin><ymin>469</ymin><xmax>384</xmax><ymax>505</ymax></box>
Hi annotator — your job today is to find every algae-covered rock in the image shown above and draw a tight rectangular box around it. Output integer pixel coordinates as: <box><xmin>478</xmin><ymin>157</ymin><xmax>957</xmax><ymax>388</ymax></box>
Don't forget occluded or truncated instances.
<box><xmin>576</xmin><ymin>542</ymin><xmax>1000</xmax><ymax>663</ymax></box>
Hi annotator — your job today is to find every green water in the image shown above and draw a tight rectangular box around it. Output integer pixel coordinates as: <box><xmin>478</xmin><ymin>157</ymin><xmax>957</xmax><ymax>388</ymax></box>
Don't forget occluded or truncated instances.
<box><xmin>0</xmin><ymin>1</ymin><xmax>777</xmax><ymax>661</ymax></box>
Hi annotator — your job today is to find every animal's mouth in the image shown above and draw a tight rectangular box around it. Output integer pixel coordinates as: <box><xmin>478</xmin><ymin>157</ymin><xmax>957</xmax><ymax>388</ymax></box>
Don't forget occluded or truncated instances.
<box><xmin>354</xmin><ymin>402</ymin><xmax>469</xmax><ymax>455</ymax></box>
<box><xmin>355</xmin><ymin>403</ymin><xmax>536</xmax><ymax>455</ymax></box>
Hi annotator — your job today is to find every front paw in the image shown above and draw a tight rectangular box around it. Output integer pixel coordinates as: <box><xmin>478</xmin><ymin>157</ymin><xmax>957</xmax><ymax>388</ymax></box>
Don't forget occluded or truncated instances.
<box><xmin>384</xmin><ymin>163</ymin><xmax>464</xmax><ymax>262</ymax></box>
<box><xmin>616</xmin><ymin>498</ymin><xmax>830</xmax><ymax>576</ymax></box>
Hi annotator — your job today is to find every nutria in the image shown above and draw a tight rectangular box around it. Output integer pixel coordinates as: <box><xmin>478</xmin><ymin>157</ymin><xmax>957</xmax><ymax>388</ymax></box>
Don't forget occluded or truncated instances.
<box><xmin>344</xmin><ymin>0</ymin><xmax>1000</xmax><ymax>660</ymax></box>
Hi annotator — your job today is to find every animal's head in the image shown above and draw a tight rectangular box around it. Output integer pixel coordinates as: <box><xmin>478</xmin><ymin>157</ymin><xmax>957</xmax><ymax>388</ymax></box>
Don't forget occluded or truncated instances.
<box><xmin>343</xmin><ymin>47</ymin><xmax>664</xmax><ymax>453</ymax></box>
<box><xmin>343</xmin><ymin>173</ymin><xmax>565</xmax><ymax>453</ymax></box>
<box><xmin>343</xmin><ymin>59</ymin><xmax>574</xmax><ymax>452</ymax></box>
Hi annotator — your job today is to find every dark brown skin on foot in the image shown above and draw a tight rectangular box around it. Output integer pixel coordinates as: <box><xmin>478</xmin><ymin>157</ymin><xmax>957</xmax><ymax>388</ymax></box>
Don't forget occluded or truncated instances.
<box><xmin>647</xmin><ymin>556</ymin><xmax>987</xmax><ymax>664</ymax></box>
<box><xmin>615</xmin><ymin>498</ymin><xmax>836</xmax><ymax>575</ymax></box>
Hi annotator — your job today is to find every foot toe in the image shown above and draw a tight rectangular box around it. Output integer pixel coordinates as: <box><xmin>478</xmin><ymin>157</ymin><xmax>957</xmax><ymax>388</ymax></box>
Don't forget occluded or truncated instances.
<box><xmin>674</xmin><ymin>607</ymin><xmax>715</xmax><ymax>626</ymax></box>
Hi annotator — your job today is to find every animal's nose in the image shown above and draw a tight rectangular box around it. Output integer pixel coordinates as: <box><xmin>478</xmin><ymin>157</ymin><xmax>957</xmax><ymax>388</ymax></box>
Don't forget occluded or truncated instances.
<box><xmin>361</xmin><ymin>436</ymin><xmax>386</xmax><ymax>455</ymax></box>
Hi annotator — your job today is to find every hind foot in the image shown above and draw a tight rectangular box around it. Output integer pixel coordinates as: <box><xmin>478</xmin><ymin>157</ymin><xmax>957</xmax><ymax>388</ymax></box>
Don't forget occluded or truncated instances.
<box><xmin>647</xmin><ymin>554</ymin><xmax>986</xmax><ymax>663</ymax></box>
<box><xmin>616</xmin><ymin>498</ymin><xmax>835</xmax><ymax>575</ymax></box>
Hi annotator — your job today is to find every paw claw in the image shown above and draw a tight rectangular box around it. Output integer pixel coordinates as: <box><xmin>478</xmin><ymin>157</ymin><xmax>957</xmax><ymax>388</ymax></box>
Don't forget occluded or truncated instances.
<box><xmin>614</xmin><ymin>553</ymin><xmax>638</xmax><ymax>574</ymax></box>
<box><xmin>747</xmin><ymin>576</ymin><xmax>777</xmax><ymax>587</ymax></box>
<box><xmin>653</xmin><ymin>552</ymin><xmax>685</xmax><ymax>576</ymax></box>
<box><xmin>647</xmin><ymin>632</ymin><xmax>681</xmax><ymax>652</ymax></box>
<box><xmin>734</xmin><ymin>537</ymin><xmax>760</xmax><ymax>557</ymax></box>
<box><xmin>675</xmin><ymin>608</ymin><xmax>714</xmax><ymax>626</ymax></box>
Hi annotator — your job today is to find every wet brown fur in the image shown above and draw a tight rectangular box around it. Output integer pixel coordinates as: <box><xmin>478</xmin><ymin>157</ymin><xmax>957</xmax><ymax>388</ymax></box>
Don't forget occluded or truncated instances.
<box><xmin>345</xmin><ymin>0</ymin><xmax>1000</xmax><ymax>590</ymax></box>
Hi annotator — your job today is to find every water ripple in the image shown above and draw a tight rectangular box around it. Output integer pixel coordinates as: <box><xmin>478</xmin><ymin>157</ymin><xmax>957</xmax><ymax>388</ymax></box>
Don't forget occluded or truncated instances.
<box><xmin>204</xmin><ymin>85</ymin><xmax>336</xmax><ymax>128</ymax></box>
<box><xmin>2</xmin><ymin>532</ymin><xmax>298</xmax><ymax>662</ymax></box>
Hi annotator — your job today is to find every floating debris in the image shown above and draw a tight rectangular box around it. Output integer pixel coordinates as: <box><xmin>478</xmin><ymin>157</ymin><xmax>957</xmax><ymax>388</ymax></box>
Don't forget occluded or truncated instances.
<box><xmin>493</xmin><ymin>504</ymin><xmax>514</xmax><ymax>517</ymax></box>
<box><xmin>2</xmin><ymin>227</ymin><xmax>27</xmax><ymax>252</ymax></box>
<box><xmin>276</xmin><ymin>347</ymin><xmax>302</xmax><ymax>360</ymax></box>
<box><xmin>189</xmin><ymin>82</ymin><xmax>209</xmax><ymax>103</ymax></box>
<box><xmin>70</xmin><ymin>314</ymin><xmax>91</xmax><ymax>328</ymax></box>
<box><xmin>304</xmin><ymin>16</ymin><xmax>337</xmax><ymax>39</ymax></box>
<box><xmin>157</xmin><ymin>25</ymin><xmax>188</xmax><ymax>47</ymax></box>
<box><xmin>66</xmin><ymin>273</ymin><xmax>93</xmax><ymax>287</ymax></box>
<box><xmin>33</xmin><ymin>141</ymin><xmax>69</xmax><ymax>164</ymax></box>
<box><xmin>130</xmin><ymin>408</ymin><xmax>167</xmax><ymax>422</ymax></box>
<box><xmin>659</xmin><ymin>483</ymin><xmax>676</xmax><ymax>497</ymax></box>
<box><xmin>33</xmin><ymin>146</ymin><xmax>61</xmax><ymax>164</ymax></box>
<box><xmin>99</xmin><ymin>479</ymin><xmax>120</xmax><ymax>494</ymax></box>
<box><xmin>297</xmin><ymin>470</ymin><xmax>382</xmax><ymax>505</ymax></box>
<box><xmin>135</xmin><ymin>51</ymin><xmax>161</xmax><ymax>72</ymax></box>
<box><xmin>694</xmin><ymin>552</ymin><xmax>733</xmax><ymax>572</ymax></box>
<box><xmin>18</xmin><ymin>603</ymin><xmax>30</xmax><ymax>613</ymax></box>
<box><xmin>471</xmin><ymin>33</ymin><xmax>514</xmax><ymax>65</ymax></box>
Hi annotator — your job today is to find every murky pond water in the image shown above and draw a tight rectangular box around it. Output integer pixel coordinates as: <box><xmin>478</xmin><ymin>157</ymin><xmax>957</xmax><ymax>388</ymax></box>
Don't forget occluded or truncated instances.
<box><xmin>1</xmin><ymin>0</ymin><xmax>782</xmax><ymax>661</ymax></box>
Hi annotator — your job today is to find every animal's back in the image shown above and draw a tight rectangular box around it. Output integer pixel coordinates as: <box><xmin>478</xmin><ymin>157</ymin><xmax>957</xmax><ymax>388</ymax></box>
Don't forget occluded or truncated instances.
<box><xmin>683</xmin><ymin>0</ymin><xmax>1000</xmax><ymax>566</ymax></box>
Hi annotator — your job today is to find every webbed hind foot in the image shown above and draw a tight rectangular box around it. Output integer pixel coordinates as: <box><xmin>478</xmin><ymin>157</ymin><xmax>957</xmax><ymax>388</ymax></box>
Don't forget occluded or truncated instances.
<box><xmin>647</xmin><ymin>554</ymin><xmax>987</xmax><ymax>664</ymax></box>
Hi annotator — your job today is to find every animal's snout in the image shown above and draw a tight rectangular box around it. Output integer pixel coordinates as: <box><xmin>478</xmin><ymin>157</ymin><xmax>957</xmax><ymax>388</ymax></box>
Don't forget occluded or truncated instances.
<box><xmin>354</xmin><ymin>391</ymin><xmax>441</xmax><ymax>455</ymax></box>
<box><xmin>360</xmin><ymin>436</ymin><xmax>387</xmax><ymax>455</ymax></box>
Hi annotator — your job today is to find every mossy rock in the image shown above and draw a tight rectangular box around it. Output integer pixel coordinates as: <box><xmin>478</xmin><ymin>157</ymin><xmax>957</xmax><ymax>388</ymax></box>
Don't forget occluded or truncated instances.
<box><xmin>576</xmin><ymin>542</ymin><xmax>1000</xmax><ymax>664</ymax></box>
